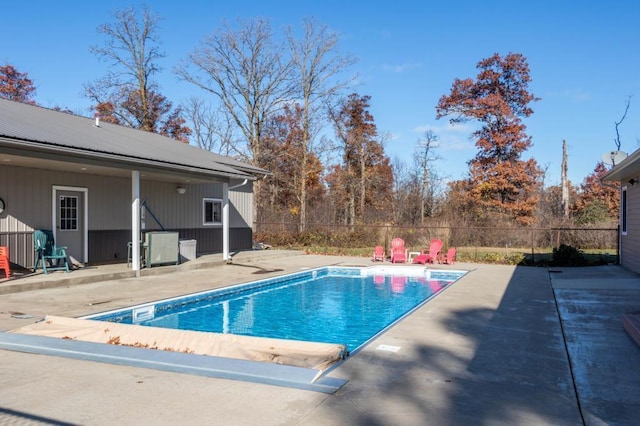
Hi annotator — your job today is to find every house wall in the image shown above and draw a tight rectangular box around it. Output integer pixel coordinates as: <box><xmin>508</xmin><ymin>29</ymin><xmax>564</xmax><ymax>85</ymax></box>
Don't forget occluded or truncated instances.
<box><xmin>0</xmin><ymin>165</ymin><xmax>255</xmax><ymax>267</ymax></box>
<box><xmin>621</xmin><ymin>182</ymin><xmax>640</xmax><ymax>274</ymax></box>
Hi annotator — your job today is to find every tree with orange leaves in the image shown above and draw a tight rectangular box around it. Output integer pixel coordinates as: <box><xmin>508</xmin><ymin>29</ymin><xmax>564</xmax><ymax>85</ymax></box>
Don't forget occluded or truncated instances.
<box><xmin>258</xmin><ymin>104</ymin><xmax>325</xmax><ymax>226</ymax></box>
<box><xmin>0</xmin><ymin>64</ymin><xmax>36</xmax><ymax>104</ymax></box>
<box><xmin>327</xmin><ymin>93</ymin><xmax>393</xmax><ymax>226</ymax></box>
<box><xmin>573</xmin><ymin>162</ymin><xmax>619</xmax><ymax>224</ymax></box>
<box><xmin>436</xmin><ymin>53</ymin><xmax>542</xmax><ymax>225</ymax></box>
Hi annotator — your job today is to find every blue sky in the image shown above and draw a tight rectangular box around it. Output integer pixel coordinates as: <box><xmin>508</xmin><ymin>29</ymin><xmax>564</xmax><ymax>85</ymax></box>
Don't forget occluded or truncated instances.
<box><xmin>2</xmin><ymin>1</ymin><xmax>639</xmax><ymax>186</ymax></box>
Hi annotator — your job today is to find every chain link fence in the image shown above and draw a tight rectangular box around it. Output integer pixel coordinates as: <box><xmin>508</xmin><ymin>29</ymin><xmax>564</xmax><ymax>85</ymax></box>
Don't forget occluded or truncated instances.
<box><xmin>254</xmin><ymin>222</ymin><xmax>619</xmax><ymax>264</ymax></box>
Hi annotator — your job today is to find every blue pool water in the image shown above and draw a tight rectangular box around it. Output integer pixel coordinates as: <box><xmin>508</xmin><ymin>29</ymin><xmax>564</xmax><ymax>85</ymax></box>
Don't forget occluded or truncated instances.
<box><xmin>85</xmin><ymin>266</ymin><xmax>466</xmax><ymax>353</ymax></box>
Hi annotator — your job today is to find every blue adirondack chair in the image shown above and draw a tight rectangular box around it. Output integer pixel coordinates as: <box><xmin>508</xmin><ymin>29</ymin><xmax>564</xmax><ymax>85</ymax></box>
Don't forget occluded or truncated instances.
<box><xmin>33</xmin><ymin>230</ymin><xmax>70</xmax><ymax>274</ymax></box>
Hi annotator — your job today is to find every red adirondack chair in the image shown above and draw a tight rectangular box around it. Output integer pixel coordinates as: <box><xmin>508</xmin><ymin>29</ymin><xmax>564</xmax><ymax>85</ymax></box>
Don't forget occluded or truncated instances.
<box><xmin>372</xmin><ymin>245</ymin><xmax>385</xmax><ymax>262</ymax></box>
<box><xmin>412</xmin><ymin>239</ymin><xmax>443</xmax><ymax>264</ymax></box>
<box><xmin>390</xmin><ymin>238</ymin><xmax>407</xmax><ymax>263</ymax></box>
<box><xmin>439</xmin><ymin>247</ymin><xmax>457</xmax><ymax>265</ymax></box>
<box><xmin>0</xmin><ymin>246</ymin><xmax>10</xmax><ymax>278</ymax></box>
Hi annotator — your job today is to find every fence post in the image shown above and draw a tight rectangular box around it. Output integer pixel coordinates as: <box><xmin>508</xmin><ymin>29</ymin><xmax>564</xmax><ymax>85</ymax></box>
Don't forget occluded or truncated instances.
<box><xmin>384</xmin><ymin>225</ymin><xmax>389</xmax><ymax>254</ymax></box>
<box><xmin>530</xmin><ymin>229</ymin><xmax>535</xmax><ymax>263</ymax></box>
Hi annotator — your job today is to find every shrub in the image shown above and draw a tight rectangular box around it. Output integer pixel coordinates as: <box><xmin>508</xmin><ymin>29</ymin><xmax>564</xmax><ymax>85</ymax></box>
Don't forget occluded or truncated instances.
<box><xmin>550</xmin><ymin>244</ymin><xmax>588</xmax><ymax>266</ymax></box>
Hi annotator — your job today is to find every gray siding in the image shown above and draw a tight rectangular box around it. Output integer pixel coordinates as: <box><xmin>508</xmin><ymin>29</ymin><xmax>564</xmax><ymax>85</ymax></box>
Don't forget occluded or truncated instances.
<box><xmin>229</xmin><ymin>182</ymin><xmax>253</xmax><ymax>227</ymax></box>
<box><xmin>139</xmin><ymin>181</ymin><xmax>253</xmax><ymax>229</ymax></box>
<box><xmin>621</xmin><ymin>183</ymin><xmax>640</xmax><ymax>274</ymax></box>
<box><xmin>0</xmin><ymin>164</ymin><xmax>131</xmax><ymax>231</ymax></box>
<box><xmin>89</xmin><ymin>228</ymin><xmax>252</xmax><ymax>264</ymax></box>
<box><xmin>0</xmin><ymin>165</ymin><xmax>254</xmax><ymax>267</ymax></box>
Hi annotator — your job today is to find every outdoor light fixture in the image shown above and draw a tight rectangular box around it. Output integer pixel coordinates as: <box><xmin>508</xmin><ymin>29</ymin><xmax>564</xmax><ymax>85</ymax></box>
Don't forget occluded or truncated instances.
<box><xmin>629</xmin><ymin>178</ymin><xmax>637</xmax><ymax>186</ymax></box>
<box><xmin>176</xmin><ymin>186</ymin><xmax>186</xmax><ymax>194</ymax></box>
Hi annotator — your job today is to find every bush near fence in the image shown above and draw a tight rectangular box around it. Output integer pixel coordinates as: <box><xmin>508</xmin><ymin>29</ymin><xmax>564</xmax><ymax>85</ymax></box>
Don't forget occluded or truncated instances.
<box><xmin>254</xmin><ymin>222</ymin><xmax>618</xmax><ymax>266</ymax></box>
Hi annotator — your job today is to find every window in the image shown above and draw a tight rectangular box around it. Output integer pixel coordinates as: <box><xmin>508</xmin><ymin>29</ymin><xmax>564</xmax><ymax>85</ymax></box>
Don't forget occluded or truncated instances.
<box><xmin>203</xmin><ymin>198</ymin><xmax>222</xmax><ymax>225</ymax></box>
<box><xmin>59</xmin><ymin>195</ymin><xmax>78</xmax><ymax>231</ymax></box>
<box><xmin>622</xmin><ymin>186</ymin><xmax>628</xmax><ymax>235</ymax></box>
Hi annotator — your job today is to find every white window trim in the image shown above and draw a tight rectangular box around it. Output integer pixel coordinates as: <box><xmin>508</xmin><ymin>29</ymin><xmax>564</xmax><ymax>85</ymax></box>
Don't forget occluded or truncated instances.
<box><xmin>203</xmin><ymin>198</ymin><xmax>223</xmax><ymax>226</ymax></box>
<box><xmin>621</xmin><ymin>185</ymin><xmax>628</xmax><ymax>236</ymax></box>
<box><xmin>59</xmin><ymin>195</ymin><xmax>80</xmax><ymax>232</ymax></box>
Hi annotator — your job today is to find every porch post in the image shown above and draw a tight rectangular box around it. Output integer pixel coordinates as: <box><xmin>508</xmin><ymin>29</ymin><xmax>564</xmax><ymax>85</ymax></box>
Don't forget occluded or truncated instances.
<box><xmin>131</xmin><ymin>170</ymin><xmax>141</xmax><ymax>272</ymax></box>
<box><xmin>222</xmin><ymin>182</ymin><xmax>230</xmax><ymax>262</ymax></box>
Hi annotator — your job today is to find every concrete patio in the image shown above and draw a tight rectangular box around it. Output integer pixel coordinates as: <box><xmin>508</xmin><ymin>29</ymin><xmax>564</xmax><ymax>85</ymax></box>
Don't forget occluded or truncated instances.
<box><xmin>0</xmin><ymin>251</ymin><xmax>639</xmax><ymax>425</ymax></box>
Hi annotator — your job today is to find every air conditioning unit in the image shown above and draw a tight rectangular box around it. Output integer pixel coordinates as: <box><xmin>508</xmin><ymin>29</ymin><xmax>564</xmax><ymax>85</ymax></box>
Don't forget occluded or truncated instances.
<box><xmin>144</xmin><ymin>232</ymin><xmax>179</xmax><ymax>267</ymax></box>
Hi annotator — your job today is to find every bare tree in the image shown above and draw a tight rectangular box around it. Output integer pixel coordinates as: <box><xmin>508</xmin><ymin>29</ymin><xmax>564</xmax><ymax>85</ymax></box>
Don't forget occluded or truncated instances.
<box><xmin>184</xmin><ymin>97</ymin><xmax>242</xmax><ymax>156</ymax></box>
<box><xmin>85</xmin><ymin>6</ymin><xmax>189</xmax><ymax>140</ymax></box>
<box><xmin>561</xmin><ymin>140</ymin><xmax>569</xmax><ymax>218</ymax></box>
<box><xmin>90</xmin><ymin>6</ymin><xmax>160</xmax><ymax>130</ymax></box>
<box><xmin>614</xmin><ymin>96</ymin><xmax>632</xmax><ymax>151</ymax></box>
<box><xmin>414</xmin><ymin>130</ymin><xmax>443</xmax><ymax>222</ymax></box>
<box><xmin>176</xmin><ymin>18</ymin><xmax>296</xmax><ymax>164</ymax></box>
<box><xmin>286</xmin><ymin>17</ymin><xmax>357</xmax><ymax>231</ymax></box>
<box><xmin>391</xmin><ymin>156</ymin><xmax>411</xmax><ymax>225</ymax></box>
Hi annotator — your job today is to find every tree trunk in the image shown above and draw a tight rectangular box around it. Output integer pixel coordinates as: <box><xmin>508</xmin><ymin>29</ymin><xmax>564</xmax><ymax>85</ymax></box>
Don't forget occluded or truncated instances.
<box><xmin>360</xmin><ymin>150</ymin><xmax>366</xmax><ymax>222</ymax></box>
<box><xmin>561</xmin><ymin>140</ymin><xmax>569</xmax><ymax>218</ymax></box>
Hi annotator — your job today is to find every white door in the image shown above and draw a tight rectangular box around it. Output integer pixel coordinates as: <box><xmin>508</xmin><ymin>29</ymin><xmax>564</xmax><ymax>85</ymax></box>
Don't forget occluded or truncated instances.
<box><xmin>54</xmin><ymin>187</ymin><xmax>87</xmax><ymax>265</ymax></box>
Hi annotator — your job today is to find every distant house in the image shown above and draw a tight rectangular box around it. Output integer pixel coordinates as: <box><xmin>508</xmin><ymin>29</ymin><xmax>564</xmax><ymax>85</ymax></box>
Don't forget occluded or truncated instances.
<box><xmin>0</xmin><ymin>99</ymin><xmax>267</xmax><ymax>271</ymax></box>
<box><xmin>601</xmin><ymin>148</ymin><xmax>640</xmax><ymax>274</ymax></box>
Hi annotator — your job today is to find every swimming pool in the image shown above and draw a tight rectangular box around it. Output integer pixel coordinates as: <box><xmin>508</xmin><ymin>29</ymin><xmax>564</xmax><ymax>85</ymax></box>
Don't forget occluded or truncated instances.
<box><xmin>84</xmin><ymin>266</ymin><xmax>467</xmax><ymax>354</ymax></box>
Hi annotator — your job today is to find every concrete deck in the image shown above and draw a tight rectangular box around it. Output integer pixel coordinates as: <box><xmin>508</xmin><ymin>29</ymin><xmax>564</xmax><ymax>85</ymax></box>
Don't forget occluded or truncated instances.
<box><xmin>1</xmin><ymin>251</ymin><xmax>639</xmax><ymax>425</ymax></box>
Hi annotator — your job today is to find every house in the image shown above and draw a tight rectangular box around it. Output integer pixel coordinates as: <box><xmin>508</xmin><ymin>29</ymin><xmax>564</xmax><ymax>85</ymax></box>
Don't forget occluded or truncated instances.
<box><xmin>601</xmin><ymin>148</ymin><xmax>640</xmax><ymax>274</ymax></box>
<box><xmin>0</xmin><ymin>98</ymin><xmax>268</xmax><ymax>271</ymax></box>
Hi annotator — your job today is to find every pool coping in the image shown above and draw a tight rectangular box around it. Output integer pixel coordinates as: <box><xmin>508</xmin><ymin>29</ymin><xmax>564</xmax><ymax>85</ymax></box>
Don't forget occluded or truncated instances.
<box><xmin>0</xmin><ymin>332</ymin><xmax>348</xmax><ymax>394</ymax></box>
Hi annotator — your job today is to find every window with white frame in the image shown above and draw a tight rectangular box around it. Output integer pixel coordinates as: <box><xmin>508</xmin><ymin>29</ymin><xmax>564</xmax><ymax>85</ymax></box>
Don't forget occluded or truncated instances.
<box><xmin>59</xmin><ymin>195</ymin><xmax>78</xmax><ymax>231</ymax></box>
<box><xmin>203</xmin><ymin>198</ymin><xmax>222</xmax><ymax>225</ymax></box>
<box><xmin>622</xmin><ymin>186</ymin><xmax>628</xmax><ymax>235</ymax></box>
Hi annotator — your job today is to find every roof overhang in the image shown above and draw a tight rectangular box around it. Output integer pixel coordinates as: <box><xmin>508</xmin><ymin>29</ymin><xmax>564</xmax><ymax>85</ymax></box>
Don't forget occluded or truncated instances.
<box><xmin>0</xmin><ymin>136</ymin><xmax>254</xmax><ymax>184</ymax></box>
<box><xmin>601</xmin><ymin>148</ymin><xmax>640</xmax><ymax>183</ymax></box>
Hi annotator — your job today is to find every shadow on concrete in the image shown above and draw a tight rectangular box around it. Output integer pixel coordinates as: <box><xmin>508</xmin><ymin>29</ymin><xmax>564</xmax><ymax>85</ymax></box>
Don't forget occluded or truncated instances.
<box><xmin>230</xmin><ymin>262</ymin><xmax>284</xmax><ymax>274</ymax></box>
<box><xmin>307</xmin><ymin>265</ymin><xmax>640</xmax><ymax>425</ymax></box>
<box><xmin>0</xmin><ymin>407</ymin><xmax>78</xmax><ymax>426</ymax></box>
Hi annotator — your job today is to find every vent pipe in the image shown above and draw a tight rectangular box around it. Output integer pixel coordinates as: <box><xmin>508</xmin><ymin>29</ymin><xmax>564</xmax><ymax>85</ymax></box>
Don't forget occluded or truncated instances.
<box><xmin>94</xmin><ymin>113</ymin><xmax>100</xmax><ymax>127</ymax></box>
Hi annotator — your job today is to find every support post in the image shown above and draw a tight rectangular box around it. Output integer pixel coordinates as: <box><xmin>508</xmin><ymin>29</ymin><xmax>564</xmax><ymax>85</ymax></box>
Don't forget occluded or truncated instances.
<box><xmin>131</xmin><ymin>170</ymin><xmax>141</xmax><ymax>273</ymax></box>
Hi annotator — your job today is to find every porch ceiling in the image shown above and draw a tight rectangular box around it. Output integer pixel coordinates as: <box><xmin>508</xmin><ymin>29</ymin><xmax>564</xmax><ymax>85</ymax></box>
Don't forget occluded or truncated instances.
<box><xmin>0</xmin><ymin>151</ymin><xmax>225</xmax><ymax>184</ymax></box>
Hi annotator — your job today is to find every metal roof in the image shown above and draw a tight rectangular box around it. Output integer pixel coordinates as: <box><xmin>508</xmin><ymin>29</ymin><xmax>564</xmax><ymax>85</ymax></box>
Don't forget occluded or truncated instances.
<box><xmin>0</xmin><ymin>98</ymin><xmax>268</xmax><ymax>181</ymax></box>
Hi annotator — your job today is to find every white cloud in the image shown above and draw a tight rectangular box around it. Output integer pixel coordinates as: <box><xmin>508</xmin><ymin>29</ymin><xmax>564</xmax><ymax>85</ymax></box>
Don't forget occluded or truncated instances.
<box><xmin>412</xmin><ymin>122</ymin><xmax>476</xmax><ymax>151</ymax></box>
<box><xmin>545</xmin><ymin>89</ymin><xmax>591</xmax><ymax>102</ymax></box>
<box><xmin>381</xmin><ymin>62</ymin><xmax>422</xmax><ymax>73</ymax></box>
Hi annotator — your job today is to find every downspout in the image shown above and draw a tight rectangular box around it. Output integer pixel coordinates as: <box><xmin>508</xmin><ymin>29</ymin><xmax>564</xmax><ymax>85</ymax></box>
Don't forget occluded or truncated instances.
<box><xmin>222</xmin><ymin>182</ymin><xmax>230</xmax><ymax>263</ymax></box>
<box><xmin>228</xmin><ymin>179</ymin><xmax>248</xmax><ymax>190</ymax></box>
